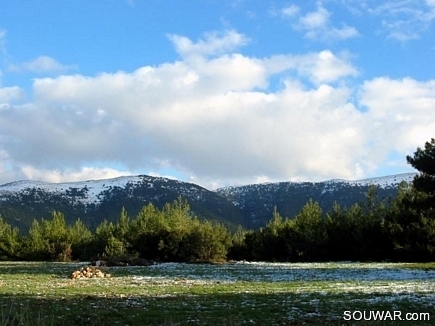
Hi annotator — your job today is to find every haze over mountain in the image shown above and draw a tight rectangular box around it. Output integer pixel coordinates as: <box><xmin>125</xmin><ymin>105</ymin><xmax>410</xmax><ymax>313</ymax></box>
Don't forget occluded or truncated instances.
<box><xmin>0</xmin><ymin>172</ymin><xmax>416</xmax><ymax>231</ymax></box>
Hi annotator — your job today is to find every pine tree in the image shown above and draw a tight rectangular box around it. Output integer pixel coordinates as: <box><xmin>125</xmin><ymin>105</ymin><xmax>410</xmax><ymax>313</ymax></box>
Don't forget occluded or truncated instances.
<box><xmin>26</xmin><ymin>219</ymin><xmax>47</xmax><ymax>260</ymax></box>
<box><xmin>389</xmin><ymin>138</ymin><xmax>435</xmax><ymax>261</ymax></box>
<box><xmin>406</xmin><ymin>138</ymin><xmax>435</xmax><ymax>207</ymax></box>
<box><xmin>70</xmin><ymin>218</ymin><xmax>92</xmax><ymax>260</ymax></box>
<box><xmin>292</xmin><ymin>200</ymin><xmax>326</xmax><ymax>260</ymax></box>
<box><xmin>42</xmin><ymin>211</ymin><xmax>73</xmax><ymax>261</ymax></box>
<box><xmin>0</xmin><ymin>216</ymin><xmax>20</xmax><ymax>260</ymax></box>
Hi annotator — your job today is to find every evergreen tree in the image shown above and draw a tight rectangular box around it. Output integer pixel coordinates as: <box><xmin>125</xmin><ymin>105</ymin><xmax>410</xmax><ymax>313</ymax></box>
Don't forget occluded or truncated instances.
<box><xmin>262</xmin><ymin>207</ymin><xmax>289</xmax><ymax>261</ymax></box>
<box><xmin>0</xmin><ymin>216</ymin><xmax>20</xmax><ymax>260</ymax></box>
<box><xmin>92</xmin><ymin>219</ymin><xmax>116</xmax><ymax>257</ymax></box>
<box><xmin>70</xmin><ymin>218</ymin><xmax>93</xmax><ymax>260</ymax></box>
<box><xmin>386</xmin><ymin>181</ymin><xmax>435</xmax><ymax>261</ymax></box>
<box><xmin>24</xmin><ymin>212</ymin><xmax>73</xmax><ymax>261</ymax></box>
<box><xmin>406</xmin><ymin>138</ymin><xmax>435</xmax><ymax>210</ymax></box>
<box><xmin>105</xmin><ymin>235</ymin><xmax>128</xmax><ymax>258</ymax></box>
<box><xmin>129</xmin><ymin>203</ymin><xmax>162</xmax><ymax>257</ymax></box>
<box><xmin>114</xmin><ymin>207</ymin><xmax>130</xmax><ymax>241</ymax></box>
<box><xmin>392</xmin><ymin>138</ymin><xmax>435</xmax><ymax>261</ymax></box>
<box><xmin>111</xmin><ymin>207</ymin><xmax>132</xmax><ymax>256</ymax></box>
<box><xmin>360</xmin><ymin>186</ymin><xmax>390</xmax><ymax>260</ymax></box>
<box><xmin>325</xmin><ymin>202</ymin><xmax>353</xmax><ymax>260</ymax></box>
<box><xmin>180</xmin><ymin>220</ymin><xmax>231</xmax><ymax>262</ymax></box>
<box><xmin>42</xmin><ymin>211</ymin><xmax>73</xmax><ymax>261</ymax></box>
<box><xmin>228</xmin><ymin>225</ymin><xmax>248</xmax><ymax>260</ymax></box>
<box><xmin>292</xmin><ymin>200</ymin><xmax>327</xmax><ymax>260</ymax></box>
<box><xmin>26</xmin><ymin>219</ymin><xmax>47</xmax><ymax>260</ymax></box>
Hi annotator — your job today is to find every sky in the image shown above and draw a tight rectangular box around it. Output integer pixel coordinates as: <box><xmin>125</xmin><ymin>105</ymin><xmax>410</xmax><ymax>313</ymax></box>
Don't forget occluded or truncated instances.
<box><xmin>0</xmin><ymin>0</ymin><xmax>434</xmax><ymax>189</ymax></box>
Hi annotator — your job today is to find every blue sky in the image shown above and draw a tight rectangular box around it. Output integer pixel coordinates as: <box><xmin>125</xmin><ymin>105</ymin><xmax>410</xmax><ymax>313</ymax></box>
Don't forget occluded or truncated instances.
<box><xmin>0</xmin><ymin>0</ymin><xmax>434</xmax><ymax>188</ymax></box>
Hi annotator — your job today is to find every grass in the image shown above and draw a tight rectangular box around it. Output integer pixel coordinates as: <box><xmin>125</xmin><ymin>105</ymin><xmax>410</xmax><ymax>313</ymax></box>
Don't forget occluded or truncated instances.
<box><xmin>0</xmin><ymin>261</ymin><xmax>434</xmax><ymax>325</ymax></box>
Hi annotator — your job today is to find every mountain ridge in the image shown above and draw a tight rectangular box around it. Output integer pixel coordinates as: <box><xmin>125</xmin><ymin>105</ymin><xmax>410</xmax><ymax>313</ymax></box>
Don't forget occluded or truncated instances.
<box><xmin>216</xmin><ymin>172</ymin><xmax>416</xmax><ymax>191</ymax></box>
<box><xmin>215</xmin><ymin>172</ymin><xmax>416</xmax><ymax>228</ymax></box>
<box><xmin>0</xmin><ymin>172</ymin><xmax>417</xmax><ymax>231</ymax></box>
<box><xmin>0</xmin><ymin>172</ymin><xmax>416</xmax><ymax>193</ymax></box>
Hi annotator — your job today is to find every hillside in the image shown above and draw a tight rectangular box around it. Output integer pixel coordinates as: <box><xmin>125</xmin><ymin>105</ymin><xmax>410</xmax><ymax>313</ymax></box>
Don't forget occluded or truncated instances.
<box><xmin>0</xmin><ymin>173</ymin><xmax>416</xmax><ymax>231</ymax></box>
<box><xmin>0</xmin><ymin>175</ymin><xmax>244</xmax><ymax>232</ymax></box>
<box><xmin>216</xmin><ymin>173</ymin><xmax>416</xmax><ymax>229</ymax></box>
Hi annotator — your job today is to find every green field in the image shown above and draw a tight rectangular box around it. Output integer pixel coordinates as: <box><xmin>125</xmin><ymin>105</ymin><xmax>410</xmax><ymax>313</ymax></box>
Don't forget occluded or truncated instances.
<box><xmin>0</xmin><ymin>261</ymin><xmax>434</xmax><ymax>325</ymax></box>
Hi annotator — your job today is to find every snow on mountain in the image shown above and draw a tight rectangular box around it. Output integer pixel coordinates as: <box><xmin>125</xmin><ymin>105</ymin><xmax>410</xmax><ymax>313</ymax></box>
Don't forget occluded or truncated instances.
<box><xmin>215</xmin><ymin>172</ymin><xmax>417</xmax><ymax>228</ymax></box>
<box><xmin>217</xmin><ymin>173</ymin><xmax>416</xmax><ymax>196</ymax></box>
<box><xmin>0</xmin><ymin>172</ymin><xmax>419</xmax><ymax>230</ymax></box>
<box><xmin>0</xmin><ymin>172</ymin><xmax>416</xmax><ymax>203</ymax></box>
<box><xmin>0</xmin><ymin>175</ymin><xmax>193</xmax><ymax>205</ymax></box>
<box><xmin>329</xmin><ymin>173</ymin><xmax>416</xmax><ymax>188</ymax></box>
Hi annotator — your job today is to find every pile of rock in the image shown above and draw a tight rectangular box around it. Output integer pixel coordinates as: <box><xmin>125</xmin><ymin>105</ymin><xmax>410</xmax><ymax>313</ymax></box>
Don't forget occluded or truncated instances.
<box><xmin>68</xmin><ymin>266</ymin><xmax>111</xmax><ymax>279</ymax></box>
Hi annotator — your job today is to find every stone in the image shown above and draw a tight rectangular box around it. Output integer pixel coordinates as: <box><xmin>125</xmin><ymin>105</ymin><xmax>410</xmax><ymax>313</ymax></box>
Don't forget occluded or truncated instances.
<box><xmin>68</xmin><ymin>266</ymin><xmax>111</xmax><ymax>279</ymax></box>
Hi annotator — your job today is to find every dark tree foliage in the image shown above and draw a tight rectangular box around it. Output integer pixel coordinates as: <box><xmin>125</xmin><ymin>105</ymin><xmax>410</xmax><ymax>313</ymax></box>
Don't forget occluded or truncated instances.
<box><xmin>0</xmin><ymin>215</ymin><xmax>20</xmax><ymax>260</ymax></box>
<box><xmin>384</xmin><ymin>138</ymin><xmax>435</xmax><ymax>261</ymax></box>
<box><xmin>407</xmin><ymin>138</ymin><xmax>435</xmax><ymax>201</ymax></box>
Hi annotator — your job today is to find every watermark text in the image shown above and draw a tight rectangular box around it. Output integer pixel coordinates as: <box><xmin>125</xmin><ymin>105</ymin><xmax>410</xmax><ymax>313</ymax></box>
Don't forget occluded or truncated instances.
<box><xmin>343</xmin><ymin>310</ymin><xmax>430</xmax><ymax>322</ymax></box>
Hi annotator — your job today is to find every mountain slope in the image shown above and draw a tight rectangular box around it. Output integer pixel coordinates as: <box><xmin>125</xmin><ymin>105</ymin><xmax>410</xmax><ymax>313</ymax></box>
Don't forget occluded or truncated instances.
<box><xmin>0</xmin><ymin>175</ymin><xmax>244</xmax><ymax>232</ymax></box>
<box><xmin>0</xmin><ymin>173</ymin><xmax>416</xmax><ymax>232</ymax></box>
<box><xmin>216</xmin><ymin>173</ymin><xmax>416</xmax><ymax>229</ymax></box>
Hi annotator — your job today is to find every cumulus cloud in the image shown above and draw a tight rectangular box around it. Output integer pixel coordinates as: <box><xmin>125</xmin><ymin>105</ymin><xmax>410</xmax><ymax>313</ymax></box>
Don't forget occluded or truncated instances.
<box><xmin>359</xmin><ymin>77</ymin><xmax>435</xmax><ymax>152</ymax></box>
<box><xmin>168</xmin><ymin>30</ymin><xmax>250</xmax><ymax>60</ymax></box>
<box><xmin>0</xmin><ymin>86</ymin><xmax>25</xmax><ymax>104</ymax></box>
<box><xmin>8</xmin><ymin>55</ymin><xmax>76</xmax><ymax>74</ymax></box>
<box><xmin>0</xmin><ymin>30</ymin><xmax>433</xmax><ymax>188</ymax></box>
<box><xmin>282</xmin><ymin>3</ymin><xmax>360</xmax><ymax>41</ymax></box>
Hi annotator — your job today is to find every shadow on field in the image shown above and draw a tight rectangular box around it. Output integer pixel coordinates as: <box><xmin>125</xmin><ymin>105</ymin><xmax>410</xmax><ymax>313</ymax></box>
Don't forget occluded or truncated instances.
<box><xmin>1</xmin><ymin>292</ymin><xmax>430</xmax><ymax>326</ymax></box>
<box><xmin>0</xmin><ymin>262</ymin><xmax>83</xmax><ymax>276</ymax></box>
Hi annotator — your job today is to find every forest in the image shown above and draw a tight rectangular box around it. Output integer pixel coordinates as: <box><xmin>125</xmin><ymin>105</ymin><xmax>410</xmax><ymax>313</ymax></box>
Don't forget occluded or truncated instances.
<box><xmin>0</xmin><ymin>138</ymin><xmax>434</xmax><ymax>263</ymax></box>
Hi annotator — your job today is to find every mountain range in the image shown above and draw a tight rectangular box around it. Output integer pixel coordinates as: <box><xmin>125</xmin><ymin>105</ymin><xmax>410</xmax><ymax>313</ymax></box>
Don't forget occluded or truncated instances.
<box><xmin>0</xmin><ymin>173</ymin><xmax>416</xmax><ymax>231</ymax></box>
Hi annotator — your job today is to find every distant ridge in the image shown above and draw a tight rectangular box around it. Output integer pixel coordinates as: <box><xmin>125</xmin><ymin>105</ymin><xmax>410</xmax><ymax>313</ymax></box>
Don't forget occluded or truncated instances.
<box><xmin>0</xmin><ymin>174</ymin><xmax>245</xmax><ymax>231</ymax></box>
<box><xmin>0</xmin><ymin>172</ymin><xmax>417</xmax><ymax>231</ymax></box>
<box><xmin>330</xmin><ymin>172</ymin><xmax>416</xmax><ymax>187</ymax></box>
<box><xmin>217</xmin><ymin>172</ymin><xmax>416</xmax><ymax>190</ymax></box>
<box><xmin>216</xmin><ymin>172</ymin><xmax>416</xmax><ymax>229</ymax></box>
<box><xmin>0</xmin><ymin>172</ymin><xmax>416</xmax><ymax>193</ymax></box>
<box><xmin>0</xmin><ymin>175</ymin><xmax>192</xmax><ymax>205</ymax></box>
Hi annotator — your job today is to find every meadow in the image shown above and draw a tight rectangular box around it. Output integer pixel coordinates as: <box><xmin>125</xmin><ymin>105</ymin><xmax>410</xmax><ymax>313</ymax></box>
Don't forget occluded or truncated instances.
<box><xmin>0</xmin><ymin>261</ymin><xmax>434</xmax><ymax>325</ymax></box>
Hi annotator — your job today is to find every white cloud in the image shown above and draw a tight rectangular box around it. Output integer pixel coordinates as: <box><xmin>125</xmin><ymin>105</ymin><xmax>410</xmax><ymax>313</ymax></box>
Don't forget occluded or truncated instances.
<box><xmin>283</xmin><ymin>3</ymin><xmax>360</xmax><ymax>41</ymax></box>
<box><xmin>8</xmin><ymin>55</ymin><xmax>76</xmax><ymax>74</ymax></box>
<box><xmin>297</xmin><ymin>50</ymin><xmax>358</xmax><ymax>84</ymax></box>
<box><xmin>300</xmin><ymin>5</ymin><xmax>330</xmax><ymax>29</ymax></box>
<box><xmin>364</xmin><ymin>0</ymin><xmax>435</xmax><ymax>41</ymax></box>
<box><xmin>0</xmin><ymin>86</ymin><xmax>25</xmax><ymax>104</ymax></box>
<box><xmin>263</xmin><ymin>50</ymin><xmax>358</xmax><ymax>85</ymax></box>
<box><xmin>281</xmin><ymin>5</ymin><xmax>300</xmax><ymax>17</ymax></box>
<box><xmin>359</xmin><ymin>77</ymin><xmax>435</xmax><ymax>153</ymax></box>
<box><xmin>0</xmin><ymin>30</ymin><xmax>433</xmax><ymax>188</ymax></box>
<box><xmin>168</xmin><ymin>30</ymin><xmax>250</xmax><ymax>60</ymax></box>
<box><xmin>20</xmin><ymin>166</ymin><xmax>133</xmax><ymax>183</ymax></box>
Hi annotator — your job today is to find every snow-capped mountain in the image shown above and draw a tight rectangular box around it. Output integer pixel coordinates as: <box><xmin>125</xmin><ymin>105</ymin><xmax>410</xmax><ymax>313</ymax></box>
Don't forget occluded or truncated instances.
<box><xmin>0</xmin><ymin>175</ymin><xmax>208</xmax><ymax>205</ymax></box>
<box><xmin>0</xmin><ymin>173</ymin><xmax>416</xmax><ymax>231</ymax></box>
<box><xmin>0</xmin><ymin>175</ymin><xmax>244</xmax><ymax>231</ymax></box>
<box><xmin>216</xmin><ymin>173</ymin><xmax>416</xmax><ymax>229</ymax></box>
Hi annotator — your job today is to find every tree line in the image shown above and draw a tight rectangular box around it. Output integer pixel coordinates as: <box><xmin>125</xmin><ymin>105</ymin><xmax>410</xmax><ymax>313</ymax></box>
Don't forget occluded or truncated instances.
<box><xmin>0</xmin><ymin>138</ymin><xmax>434</xmax><ymax>263</ymax></box>
<box><xmin>0</xmin><ymin>198</ymin><xmax>231</xmax><ymax>263</ymax></box>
